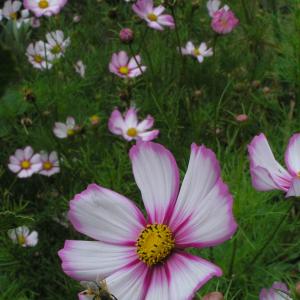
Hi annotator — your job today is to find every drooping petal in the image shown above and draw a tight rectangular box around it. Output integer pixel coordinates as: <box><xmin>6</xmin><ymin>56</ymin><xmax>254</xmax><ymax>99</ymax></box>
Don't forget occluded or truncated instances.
<box><xmin>157</xmin><ymin>14</ymin><xmax>175</xmax><ymax>28</ymax></box>
<box><xmin>145</xmin><ymin>252</ymin><xmax>222</xmax><ymax>300</ymax></box>
<box><xmin>129</xmin><ymin>142</ymin><xmax>179</xmax><ymax>224</ymax></box>
<box><xmin>147</xmin><ymin>21</ymin><xmax>164</xmax><ymax>31</ymax></box>
<box><xmin>106</xmin><ymin>261</ymin><xmax>149</xmax><ymax>300</ymax></box>
<box><xmin>169</xmin><ymin>144</ymin><xmax>237</xmax><ymax>247</ymax></box>
<box><xmin>248</xmin><ymin>133</ymin><xmax>292</xmax><ymax>192</ymax></box>
<box><xmin>58</xmin><ymin>240</ymin><xmax>138</xmax><ymax>281</ymax></box>
<box><xmin>68</xmin><ymin>184</ymin><xmax>146</xmax><ymax>244</ymax></box>
<box><xmin>284</xmin><ymin>133</ymin><xmax>300</xmax><ymax>176</ymax></box>
<box><xmin>138</xmin><ymin>130</ymin><xmax>159</xmax><ymax>142</ymax></box>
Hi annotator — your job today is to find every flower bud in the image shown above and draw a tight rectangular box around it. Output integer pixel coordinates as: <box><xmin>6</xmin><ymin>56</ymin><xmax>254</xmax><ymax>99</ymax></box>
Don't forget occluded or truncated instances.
<box><xmin>203</xmin><ymin>292</ymin><xmax>224</xmax><ymax>300</ymax></box>
<box><xmin>235</xmin><ymin>114</ymin><xmax>248</xmax><ymax>122</ymax></box>
<box><xmin>119</xmin><ymin>28</ymin><xmax>134</xmax><ymax>44</ymax></box>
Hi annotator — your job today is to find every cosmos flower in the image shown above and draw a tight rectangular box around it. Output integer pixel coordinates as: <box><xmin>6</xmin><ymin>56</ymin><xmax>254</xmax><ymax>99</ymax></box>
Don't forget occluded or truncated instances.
<box><xmin>26</xmin><ymin>41</ymin><xmax>54</xmax><ymax>70</ymax></box>
<box><xmin>108</xmin><ymin>107</ymin><xmax>159</xmax><ymax>142</ymax></box>
<box><xmin>23</xmin><ymin>0</ymin><xmax>67</xmax><ymax>17</ymax></box>
<box><xmin>45</xmin><ymin>30</ymin><xmax>70</xmax><ymax>59</ymax></box>
<box><xmin>132</xmin><ymin>0</ymin><xmax>174</xmax><ymax>31</ymax></box>
<box><xmin>8</xmin><ymin>146</ymin><xmax>42</xmax><ymax>178</ymax></box>
<box><xmin>181</xmin><ymin>41</ymin><xmax>213</xmax><ymax>63</ymax></box>
<box><xmin>109</xmin><ymin>51</ymin><xmax>146</xmax><ymax>79</ymax></box>
<box><xmin>74</xmin><ymin>60</ymin><xmax>86</xmax><ymax>78</ymax></box>
<box><xmin>39</xmin><ymin>151</ymin><xmax>60</xmax><ymax>177</ymax></box>
<box><xmin>53</xmin><ymin>116</ymin><xmax>77</xmax><ymax>139</ymax></box>
<box><xmin>260</xmin><ymin>282</ymin><xmax>292</xmax><ymax>300</ymax></box>
<box><xmin>8</xmin><ymin>226</ymin><xmax>38</xmax><ymax>247</ymax></box>
<box><xmin>58</xmin><ymin>142</ymin><xmax>237</xmax><ymax>300</ymax></box>
<box><xmin>1</xmin><ymin>0</ymin><xmax>31</xmax><ymax>28</ymax></box>
<box><xmin>211</xmin><ymin>7</ymin><xmax>239</xmax><ymax>34</ymax></box>
<box><xmin>248</xmin><ymin>133</ymin><xmax>300</xmax><ymax>197</ymax></box>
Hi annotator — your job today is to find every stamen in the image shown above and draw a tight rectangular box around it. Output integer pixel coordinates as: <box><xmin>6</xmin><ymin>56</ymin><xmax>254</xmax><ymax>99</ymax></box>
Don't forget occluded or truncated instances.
<box><xmin>147</xmin><ymin>13</ymin><xmax>158</xmax><ymax>22</ymax></box>
<box><xmin>38</xmin><ymin>0</ymin><xmax>49</xmax><ymax>8</ymax></box>
<box><xmin>17</xmin><ymin>234</ymin><xmax>26</xmax><ymax>245</ymax></box>
<box><xmin>9</xmin><ymin>12</ymin><xmax>17</xmax><ymax>20</ymax></box>
<box><xmin>51</xmin><ymin>44</ymin><xmax>62</xmax><ymax>54</ymax></box>
<box><xmin>136</xmin><ymin>224</ymin><xmax>175</xmax><ymax>266</ymax></box>
<box><xmin>193</xmin><ymin>49</ymin><xmax>201</xmax><ymax>56</ymax></box>
<box><xmin>119</xmin><ymin>66</ymin><xmax>129</xmax><ymax>75</ymax></box>
<box><xmin>127</xmin><ymin>128</ymin><xmax>138</xmax><ymax>137</ymax></box>
<box><xmin>67</xmin><ymin>129</ymin><xmax>75</xmax><ymax>136</ymax></box>
<box><xmin>34</xmin><ymin>55</ymin><xmax>43</xmax><ymax>63</ymax></box>
<box><xmin>21</xmin><ymin>160</ymin><xmax>31</xmax><ymax>170</ymax></box>
<box><xmin>43</xmin><ymin>161</ymin><xmax>53</xmax><ymax>170</ymax></box>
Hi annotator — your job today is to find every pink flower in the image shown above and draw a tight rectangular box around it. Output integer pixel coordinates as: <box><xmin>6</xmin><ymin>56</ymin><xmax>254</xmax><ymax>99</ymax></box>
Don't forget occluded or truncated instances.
<box><xmin>23</xmin><ymin>0</ymin><xmax>67</xmax><ymax>17</ymax></box>
<box><xmin>39</xmin><ymin>151</ymin><xmax>60</xmax><ymax>177</ymax></box>
<box><xmin>132</xmin><ymin>0</ymin><xmax>174</xmax><ymax>31</ymax></box>
<box><xmin>181</xmin><ymin>41</ymin><xmax>213</xmax><ymax>63</ymax></box>
<box><xmin>8</xmin><ymin>146</ymin><xmax>42</xmax><ymax>178</ymax></box>
<box><xmin>248</xmin><ymin>133</ymin><xmax>300</xmax><ymax>197</ymax></box>
<box><xmin>211</xmin><ymin>7</ymin><xmax>239</xmax><ymax>34</ymax></box>
<box><xmin>58</xmin><ymin>142</ymin><xmax>237</xmax><ymax>300</ymax></box>
<box><xmin>108</xmin><ymin>107</ymin><xmax>159</xmax><ymax>142</ymax></box>
<box><xmin>260</xmin><ymin>282</ymin><xmax>292</xmax><ymax>300</ymax></box>
<box><xmin>235</xmin><ymin>114</ymin><xmax>248</xmax><ymax>122</ymax></box>
<box><xmin>53</xmin><ymin>116</ymin><xmax>76</xmax><ymax>139</ymax></box>
<box><xmin>8</xmin><ymin>226</ymin><xmax>38</xmax><ymax>247</ymax></box>
<box><xmin>109</xmin><ymin>51</ymin><xmax>146</xmax><ymax>79</ymax></box>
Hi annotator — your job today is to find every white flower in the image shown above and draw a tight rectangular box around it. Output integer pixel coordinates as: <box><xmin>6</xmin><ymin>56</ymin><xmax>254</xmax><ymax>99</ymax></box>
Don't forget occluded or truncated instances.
<box><xmin>181</xmin><ymin>41</ymin><xmax>213</xmax><ymax>63</ymax></box>
<box><xmin>45</xmin><ymin>30</ymin><xmax>70</xmax><ymax>59</ymax></box>
<box><xmin>53</xmin><ymin>116</ymin><xmax>76</xmax><ymax>139</ymax></box>
<box><xmin>26</xmin><ymin>41</ymin><xmax>54</xmax><ymax>70</ymax></box>
<box><xmin>8</xmin><ymin>226</ymin><xmax>38</xmax><ymax>247</ymax></box>
<box><xmin>39</xmin><ymin>151</ymin><xmax>60</xmax><ymax>177</ymax></box>
<box><xmin>74</xmin><ymin>60</ymin><xmax>86</xmax><ymax>78</ymax></box>
<box><xmin>8</xmin><ymin>146</ymin><xmax>42</xmax><ymax>178</ymax></box>
<box><xmin>2</xmin><ymin>0</ymin><xmax>31</xmax><ymax>28</ymax></box>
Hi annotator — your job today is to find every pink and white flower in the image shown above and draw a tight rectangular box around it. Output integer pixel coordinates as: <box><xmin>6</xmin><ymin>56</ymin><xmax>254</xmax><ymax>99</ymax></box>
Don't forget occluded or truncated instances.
<box><xmin>207</xmin><ymin>0</ymin><xmax>222</xmax><ymax>17</ymax></box>
<box><xmin>132</xmin><ymin>0</ymin><xmax>174</xmax><ymax>31</ymax></box>
<box><xmin>39</xmin><ymin>151</ymin><xmax>60</xmax><ymax>177</ymax></box>
<box><xmin>8</xmin><ymin>146</ymin><xmax>42</xmax><ymax>178</ymax></box>
<box><xmin>74</xmin><ymin>60</ymin><xmax>86</xmax><ymax>78</ymax></box>
<box><xmin>26</xmin><ymin>41</ymin><xmax>54</xmax><ymax>70</ymax></box>
<box><xmin>108</xmin><ymin>107</ymin><xmax>159</xmax><ymax>142</ymax></box>
<box><xmin>8</xmin><ymin>226</ymin><xmax>38</xmax><ymax>247</ymax></box>
<box><xmin>58</xmin><ymin>142</ymin><xmax>237</xmax><ymax>300</ymax></box>
<box><xmin>53</xmin><ymin>116</ymin><xmax>76</xmax><ymax>139</ymax></box>
<box><xmin>1</xmin><ymin>0</ymin><xmax>31</xmax><ymax>28</ymax></box>
<box><xmin>260</xmin><ymin>282</ymin><xmax>292</xmax><ymax>300</ymax></box>
<box><xmin>45</xmin><ymin>30</ymin><xmax>70</xmax><ymax>59</ymax></box>
<box><xmin>23</xmin><ymin>0</ymin><xmax>67</xmax><ymax>17</ymax></box>
<box><xmin>181</xmin><ymin>41</ymin><xmax>213</xmax><ymax>63</ymax></box>
<box><xmin>248</xmin><ymin>133</ymin><xmax>300</xmax><ymax>197</ymax></box>
<box><xmin>109</xmin><ymin>51</ymin><xmax>146</xmax><ymax>79</ymax></box>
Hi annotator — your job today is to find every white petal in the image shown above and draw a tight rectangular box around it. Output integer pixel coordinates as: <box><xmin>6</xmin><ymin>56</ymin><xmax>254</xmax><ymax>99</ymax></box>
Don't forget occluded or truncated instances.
<box><xmin>284</xmin><ymin>133</ymin><xmax>300</xmax><ymax>176</ymax></box>
<box><xmin>26</xmin><ymin>231</ymin><xmax>38</xmax><ymax>246</ymax></box>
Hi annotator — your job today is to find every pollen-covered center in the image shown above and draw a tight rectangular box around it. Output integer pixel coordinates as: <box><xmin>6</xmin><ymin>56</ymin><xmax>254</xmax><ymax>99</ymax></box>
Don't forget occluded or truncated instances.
<box><xmin>67</xmin><ymin>128</ymin><xmax>75</xmax><ymax>136</ymax></box>
<box><xmin>127</xmin><ymin>127</ymin><xmax>138</xmax><ymax>137</ymax></box>
<box><xmin>51</xmin><ymin>44</ymin><xmax>62</xmax><ymax>54</ymax></box>
<box><xmin>9</xmin><ymin>12</ymin><xmax>17</xmax><ymax>20</ymax></box>
<box><xmin>17</xmin><ymin>234</ymin><xmax>26</xmax><ymax>245</ymax></box>
<box><xmin>147</xmin><ymin>13</ymin><xmax>158</xmax><ymax>22</ymax></box>
<box><xmin>34</xmin><ymin>55</ymin><xmax>43</xmax><ymax>63</ymax></box>
<box><xmin>136</xmin><ymin>224</ymin><xmax>175</xmax><ymax>266</ymax></box>
<box><xmin>119</xmin><ymin>66</ymin><xmax>129</xmax><ymax>75</ymax></box>
<box><xmin>38</xmin><ymin>0</ymin><xmax>49</xmax><ymax>8</ymax></box>
<box><xmin>193</xmin><ymin>48</ymin><xmax>201</xmax><ymax>56</ymax></box>
<box><xmin>43</xmin><ymin>161</ymin><xmax>53</xmax><ymax>170</ymax></box>
<box><xmin>21</xmin><ymin>160</ymin><xmax>31</xmax><ymax>169</ymax></box>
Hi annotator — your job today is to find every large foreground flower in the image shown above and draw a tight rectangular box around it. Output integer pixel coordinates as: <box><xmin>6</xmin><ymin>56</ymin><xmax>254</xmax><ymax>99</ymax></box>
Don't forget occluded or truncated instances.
<box><xmin>132</xmin><ymin>0</ymin><xmax>174</xmax><ymax>31</ymax></box>
<box><xmin>108</xmin><ymin>107</ymin><xmax>159</xmax><ymax>142</ymax></box>
<box><xmin>58</xmin><ymin>142</ymin><xmax>237</xmax><ymax>300</ymax></box>
<box><xmin>260</xmin><ymin>282</ymin><xmax>292</xmax><ymax>300</ymax></box>
<box><xmin>248</xmin><ymin>133</ymin><xmax>300</xmax><ymax>197</ymax></box>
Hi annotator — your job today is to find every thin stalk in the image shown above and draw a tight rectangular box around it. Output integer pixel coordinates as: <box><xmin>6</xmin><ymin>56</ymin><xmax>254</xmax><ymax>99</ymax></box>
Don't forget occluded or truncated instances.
<box><xmin>170</xmin><ymin>6</ymin><xmax>183</xmax><ymax>58</ymax></box>
<box><xmin>227</xmin><ymin>235</ymin><xmax>238</xmax><ymax>278</ymax></box>
<box><xmin>128</xmin><ymin>44</ymin><xmax>145</xmax><ymax>76</ymax></box>
<box><xmin>248</xmin><ymin>202</ymin><xmax>294</xmax><ymax>267</ymax></box>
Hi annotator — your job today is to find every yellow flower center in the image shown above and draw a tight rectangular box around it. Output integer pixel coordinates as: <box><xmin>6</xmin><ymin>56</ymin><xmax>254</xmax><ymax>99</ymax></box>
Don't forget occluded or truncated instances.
<box><xmin>136</xmin><ymin>224</ymin><xmax>175</xmax><ymax>266</ymax></box>
<box><xmin>34</xmin><ymin>55</ymin><xmax>43</xmax><ymax>63</ymax></box>
<box><xmin>147</xmin><ymin>13</ymin><xmax>158</xmax><ymax>22</ymax></box>
<box><xmin>38</xmin><ymin>0</ymin><xmax>49</xmax><ymax>8</ymax></box>
<box><xmin>90</xmin><ymin>115</ymin><xmax>100</xmax><ymax>125</ymax></box>
<box><xmin>21</xmin><ymin>160</ymin><xmax>31</xmax><ymax>169</ymax></box>
<box><xmin>67</xmin><ymin>128</ymin><xmax>75</xmax><ymax>136</ymax></box>
<box><xmin>193</xmin><ymin>49</ymin><xmax>201</xmax><ymax>56</ymax></box>
<box><xmin>43</xmin><ymin>161</ymin><xmax>53</xmax><ymax>170</ymax></box>
<box><xmin>9</xmin><ymin>12</ymin><xmax>17</xmax><ymax>20</ymax></box>
<box><xmin>119</xmin><ymin>66</ymin><xmax>129</xmax><ymax>75</ymax></box>
<box><xmin>51</xmin><ymin>44</ymin><xmax>62</xmax><ymax>54</ymax></box>
<box><xmin>17</xmin><ymin>234</ymin><xmax>26</xmax><ymax>245</ymax></box>
<box><xmin>127</xmin><ymin>127</ymin><xmax>138</xmax><ymax>137</ymax></box>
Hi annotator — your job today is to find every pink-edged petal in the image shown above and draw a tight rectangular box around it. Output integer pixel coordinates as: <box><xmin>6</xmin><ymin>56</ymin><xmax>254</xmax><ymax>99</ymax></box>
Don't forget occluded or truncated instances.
<box><xmin>108</xmin><ymin>109</ymin><xmax>126</xmax><ymax>135</ymax></box>
<box><xmin>148</xmin><ymin>21</ymin><xmax>164</xmax><ymax>31</ymax></box>
<box><xmin>124</xmin><ymin>108</ymin><xmax>138</xmax><ymax>128</ymax></box>
<box><xmin>106</xmin><ymin>261</ymin><xmax>149</xmax><ymax>300</ymax></box>
<box><xmin>68</xmin><ymin>184</ymin><xmax>146</xmax><ymax>245</ymax></box>
<box><xmin>248</xmin><ymin>133</ymin><xmax>293</xmax><ymax>191</ymax></box>
<box><xmin>145</xmin><ymin>252</ymin><xmax>222</xmax><ymax>300</ymax></box>
<box><xmin>153</xmin><ymin>5</ymin><xmax>165</xmax><ymax>16</ymax></box>
<box><xmin>137</xmin><ymin>115</ymin><xmax>154</xmax><ymax>131</ymax></box>
<box><xmin>169</xmin><ymin>144</ymin><xmax>237</xmax><ymax>247</ymax></box>
<box><xmin>286</xmin><ymin>177</ymin><xmax>300</xmax><ymax>198</ymax></box>
<box><xmin>117</xmin><ymin>51</ymin><xmax>129</xmax><ymax>66</ymax></box>
<box><xmin>58</xmin><ymin>240</ymin><xmax>138</xmax><ymax>281</ymax></box>
<box><xmin>284</xmin><ymin>133</ymin><xmax>300</xmax><ymax>176</ymax></box>
<box><xmin>138</xmin><ymin>130</ymin><xmax>159</xmax><ymax>142</ymax></box>
<box><xmin>157</xmin><ymin>14</ymin><xmax>175</xmax><ymax>28</ymax></box>
<box><xmin>129</xmin><ymin>142</ymin><xmax>179</xmax><ymax>224</ymax></box>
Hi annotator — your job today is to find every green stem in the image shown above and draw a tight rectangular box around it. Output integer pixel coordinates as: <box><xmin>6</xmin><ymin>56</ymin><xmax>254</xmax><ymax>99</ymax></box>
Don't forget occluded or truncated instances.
<box><xmin>128</xmin><ymin>44</ymin><xmax>145</xmax><ymax>76</ymax></box>
<box><xmin>227</xmin><ymin>235</ymin><xmax>238</xmax><ymax>278</ymax></box>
